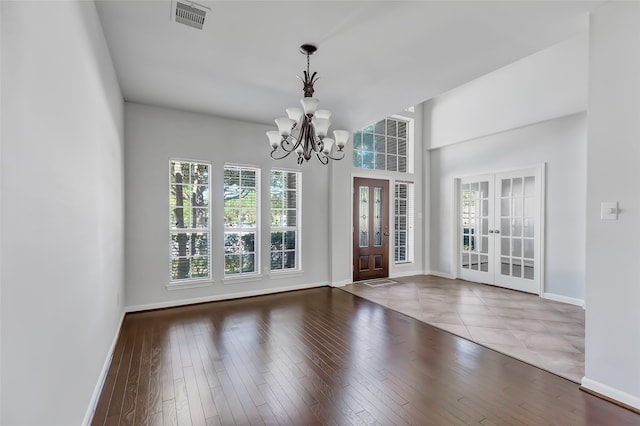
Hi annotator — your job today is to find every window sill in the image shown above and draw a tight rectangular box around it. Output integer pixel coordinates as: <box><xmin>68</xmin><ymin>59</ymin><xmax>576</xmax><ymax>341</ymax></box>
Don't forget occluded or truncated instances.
<box><xmin>394</xmin><ymin>261</ymin><xmax>413</xmax><ymax>265</ymax></box>
<box><xmin>165</xmin><ymin>279</ymin><xmax>214</xmax><ymax>291</ymax></box>
<box><xmin>222</xmin><ymin>274</ymin><xmax>263</xmax><ymax>285</ymax></box>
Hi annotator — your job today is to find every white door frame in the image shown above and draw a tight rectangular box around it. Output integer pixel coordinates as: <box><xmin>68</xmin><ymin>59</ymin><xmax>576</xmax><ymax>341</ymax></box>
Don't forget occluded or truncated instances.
<box><xmin>452</xmin><ymin>164</ymin><xmax>546</xmax><ymax>295</ymax></box>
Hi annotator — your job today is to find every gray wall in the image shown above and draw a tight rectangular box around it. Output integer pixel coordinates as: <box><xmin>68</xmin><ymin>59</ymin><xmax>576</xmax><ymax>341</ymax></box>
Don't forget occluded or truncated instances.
<box><xmin>429</xmin><ymin>113</ymin><xmax>587</xmax><ymax>301</ymax></box>
<box><xmin>1</xmin><ymin>2</ymin><xmax>125</xmax><ymax>424</ymax></box>
<box><xmin>583</xmin><ymin>1</ymin><xmax>640</xmax><ymax>408</ymax></box>
<box><xmin>124</xmin><ymin>102</ymin><xmax>331</xmax><ymax>309</ymax></box>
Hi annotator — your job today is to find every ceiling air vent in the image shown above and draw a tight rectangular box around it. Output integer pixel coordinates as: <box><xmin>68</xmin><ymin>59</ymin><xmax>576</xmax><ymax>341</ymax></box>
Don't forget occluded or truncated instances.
<box><xmin>175</xmin><ymin>2</ymin><xmax>206</xmax><ymax>30</ymax></box>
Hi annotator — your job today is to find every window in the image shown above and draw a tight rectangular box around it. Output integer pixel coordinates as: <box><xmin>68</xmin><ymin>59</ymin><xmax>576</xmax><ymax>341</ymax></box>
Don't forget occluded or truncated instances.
<box><xmin>270</xmin><ymin>170</ymin><xmax>300</xmax><ymax>271</ymax></box>
<box><xmin>353</xmin><ymin>117</ymin><xmax>409</xmax><ymax>172</ymax></box>
<box><xmin>170</xmin><ymin>160</ymin><xmax>210</xmax><ymax>281</ymax></box>
<box><xmin>224</xmin><ymin>165</ymin><xmax>259</xmax><ymax>276</ymax></box>
<box><xmin>395</xmin><ymin>182</ymin><xmax>414</xmax><ymax>263</ymax></box>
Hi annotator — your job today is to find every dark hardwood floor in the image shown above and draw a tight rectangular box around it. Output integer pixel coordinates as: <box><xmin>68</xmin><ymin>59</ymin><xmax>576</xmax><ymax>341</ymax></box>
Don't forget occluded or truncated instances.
<box><xmin>91</xmin><ymin>287</ymin><xmax>640</xmax><ymax>425</ymax></box>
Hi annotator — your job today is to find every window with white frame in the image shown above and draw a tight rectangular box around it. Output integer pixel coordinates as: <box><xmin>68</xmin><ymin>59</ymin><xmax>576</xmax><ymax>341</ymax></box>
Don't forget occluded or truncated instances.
<box><xmin>270</xmin><ymin>170</ymin><xmax>300</xmax><ymax>271</ymax></box>
<box><xmin>395</xmin><ymin>181</ymin><xmax>414</xmax><ymax>263</ymax></box>
<box><xmin>224</xmin><ymin>165</ymin><xmax>259</xmax><ymax>276</ymax></box>
<box><xmin>353</xmin><ymin>117</ymin><xmax>409</xmax><ymax>172</ymax></box>
<box><xmin>170</xmin><ymin>160</ymin><xmax>210</xmax><ymax>281</ymax></box>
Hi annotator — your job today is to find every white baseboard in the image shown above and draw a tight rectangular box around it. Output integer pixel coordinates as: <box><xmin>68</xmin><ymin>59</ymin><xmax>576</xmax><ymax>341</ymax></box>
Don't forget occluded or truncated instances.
<box><xmin>542</xmin><ymin>292</ymin><xmax>585</xmax><ymax>308</ymax></box>
<box><xmin>390</xmin><ymin>269</ymin><xmax>426</xmax><ymax>279</ymax></box>
<box><xmin>331</xmin><ymin>279</ymin><xmax>352</xmax><ymax>287</ymax></box>
<box><xmin>82</xmin><ymin>309</ymin><xmax>126</xmax><ymax>426</ymax></box>
<box><xmin>126</xmin><ymin>281</ymin><xmax>329</xmax><ymax>313</ymax></box>
<box><xmin>581</xmin><ymin>377</ymin><xmax>640</xmax><ymax>411</ymax></box>
<box><xmin>425</xmin><ymin>270</ymin><xmax>455</xmax><ymax>280</ymax></box>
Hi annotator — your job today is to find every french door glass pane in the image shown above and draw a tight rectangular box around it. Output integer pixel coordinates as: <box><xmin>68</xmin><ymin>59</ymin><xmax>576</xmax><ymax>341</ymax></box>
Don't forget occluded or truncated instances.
<box><xmin>480</xmin><ymin>255</ymin><xmax>489</xmax><ymax>272</ymax></box>
<box><xmin>513</xmin><ymin>258</ymin><xmax>522</xmax><ymax>277</ymax></box>
<box><xmin>524</xmin><ymin>176</ymin><xmax>535</xmax><ymax>196</ymax></box>
<box><xmin>480</xmin><ymin>236</ymin><xmax>488</xmax><ymax>254</ymax></box>
<box><xmin>524</xmin><ymin>238</ymin><xmax>534</xmax><ymax>259</ymax></box>
<box><xmin>512</xmin><ymin>218</ymin><xmax>522</xmax><ymax>236</ymax></box>
<box><xmin>524</xmin><ymin>259</ymin><xmax>535</xmax><ymax>279</ymax></box>
<box><xmin>501</xmin><ymin>257</ymin><xmax>510</xmax><ymax>275</ymax></box>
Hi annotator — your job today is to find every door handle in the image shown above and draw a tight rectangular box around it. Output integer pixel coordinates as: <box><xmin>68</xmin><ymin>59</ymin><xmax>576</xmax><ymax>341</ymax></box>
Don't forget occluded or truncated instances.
<box><xmin>494</xmin><ymin>230</ymin><xmax>500</xmax><ymax>234</ymax></box>
<box><xmin>488</xmin><ymin>230</ymin><xmax>494</xmax><ymax>234</ymax></box>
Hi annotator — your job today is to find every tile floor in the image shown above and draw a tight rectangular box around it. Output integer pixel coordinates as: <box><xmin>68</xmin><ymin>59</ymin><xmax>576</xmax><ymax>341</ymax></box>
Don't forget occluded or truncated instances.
<box><xmin>340</xmin><ymin>274</ymin><xmax>585</xmax><ymax>383</ymax></box>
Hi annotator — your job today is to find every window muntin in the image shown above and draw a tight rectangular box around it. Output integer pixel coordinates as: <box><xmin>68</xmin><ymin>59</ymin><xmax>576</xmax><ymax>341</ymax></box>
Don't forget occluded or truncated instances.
<box><xmin>170</xmin><ymin>160</ymin><xmax>210</xmax><ymax>281</ymax></box>
<box><xmin>353</xmin><ymin>117</ymin><xmax>409</xmax><ymax>172</ymax></box>
<box><xmin>224</xmin><ymin>165</ymin><xmax>259</xmax><ymax>276</ymax></box>
<box><xmin>270</xmin><ymin>170</ymin><xmax>300</xmax><ymax>271</ymax></box>
<box><xmin>395</xmin><ymin>181</ymin><xmax>414</xmax><ymax>263</ymax></box>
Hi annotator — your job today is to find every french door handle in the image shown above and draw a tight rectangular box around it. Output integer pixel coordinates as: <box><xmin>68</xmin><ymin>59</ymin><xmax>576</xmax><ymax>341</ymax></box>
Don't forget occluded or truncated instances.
<box><xmin>488</xmin><ymin>230</ymin><xmax>494</xmax><ymax>234</ymax></box>
<box><xmin>494</xmin><ymin>230</ymin><xmax>500</xmax><ymax>234</ymax></box>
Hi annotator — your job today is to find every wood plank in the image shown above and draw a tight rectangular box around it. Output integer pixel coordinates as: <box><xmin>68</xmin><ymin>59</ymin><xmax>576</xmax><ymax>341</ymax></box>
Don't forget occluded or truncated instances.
<box><xmin>119</xmin><ymin>320</ymin><xmax>145</xmax><ymax>426</ymax></box>
<box><xmin>161</xmin><ymin>399</ymin><xmax>177</xmax><ymax>426</ymax></box>
<box><xmin>100</xmin><ymin>322</ymin><xmax>139</xmax><ymax>423</ymax></box>
<box><xmin>215</xmin><ymin>369</ymin><xmax>251</xmax><ymax>425</ymax></box>
<box><xmin>133</xmin><ymin>321</ymin><xmax>153</xmax><ymax>426</ymax></box>
<box><xmin>182</xmin><ymin>323</ymin><xmax>218</xmax><ymax>420</ymax></box>
<box><xmin>92</xmin><ymin>324</ymin><xmax>128</xmax><ymax>426</ymax></box>
<box><xmin>173</xmin><ymin>378</ymin><xmax>192</xmax><ymax>426</ymax></box>
<box><xmin>209</xmin><ymin>385</ymin><xmax>235</xmax><ymax>426</ymax></box>
<box><xmin>148</xmin><ymin>320</ymin><xmax>166</xmax><ymax>415</ymax></box>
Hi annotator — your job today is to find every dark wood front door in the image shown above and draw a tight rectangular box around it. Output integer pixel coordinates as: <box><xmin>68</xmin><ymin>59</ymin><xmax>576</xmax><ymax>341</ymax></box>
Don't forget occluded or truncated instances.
<box><xmin>353</xmin><ymin>177</ymin><xmax>390</xmax><ymax>281</ymax></box>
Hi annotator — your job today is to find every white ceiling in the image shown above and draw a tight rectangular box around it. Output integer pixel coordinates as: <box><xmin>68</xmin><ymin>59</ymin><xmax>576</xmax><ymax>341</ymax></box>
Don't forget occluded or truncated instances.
<box><xmin>95</xmin><ymin>0</ymin><xmax>600</xmax><ymax>130</ymax></box>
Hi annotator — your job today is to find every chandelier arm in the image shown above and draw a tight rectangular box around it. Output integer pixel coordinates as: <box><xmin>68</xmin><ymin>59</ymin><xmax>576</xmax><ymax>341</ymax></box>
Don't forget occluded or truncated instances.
<box><xmin>308</xmin><ymin>130</ymin><xmax>320</xmax><ymax>153</ymax></box>
<box><xmin>323</xmin><ymin>149</ymin><xmax>346</xmax><ymax>161</ymax></box>
<box><xmin>280</xmin><ymin>136</ymin><xmax>300</xmax><ymax>153</ymax></box>
<box><xmin>315</xmin><ymin>152</ymin><xmax>330</xmax><ymax>165</ymax></box>
<box><xmin>270</xmin><ymin>148</ymin><xmax>296</xmax><ymax>161</ymax></box>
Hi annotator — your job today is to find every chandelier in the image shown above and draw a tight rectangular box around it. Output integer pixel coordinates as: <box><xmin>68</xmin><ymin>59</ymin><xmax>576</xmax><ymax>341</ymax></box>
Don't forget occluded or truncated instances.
<box><xmin>267</xmin><ymin>44</ymin><xmax>350</xmax><ymax>165</ymax></box>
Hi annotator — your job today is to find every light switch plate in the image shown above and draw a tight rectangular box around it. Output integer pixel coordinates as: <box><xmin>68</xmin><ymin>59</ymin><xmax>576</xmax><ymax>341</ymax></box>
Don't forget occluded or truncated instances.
<box><xmin>601</xmin><ymin>201</ymin><xmax>619</xmax><ymax>220</ymax></box>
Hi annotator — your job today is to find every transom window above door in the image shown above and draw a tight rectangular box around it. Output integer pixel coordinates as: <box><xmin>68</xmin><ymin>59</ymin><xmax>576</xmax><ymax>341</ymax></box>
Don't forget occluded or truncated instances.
<box><xmin>353</xmin><ymin>117</ymin><xmax>410</xmax><ymax>172</ymax></box>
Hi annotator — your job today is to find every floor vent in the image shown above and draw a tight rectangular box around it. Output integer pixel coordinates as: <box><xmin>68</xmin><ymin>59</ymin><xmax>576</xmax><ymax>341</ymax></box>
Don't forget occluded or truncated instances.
<box><xmin>175</xmin><ymin>2</ymin><xmax>206</xmax><ymax>30</ymax></box>
<box><xmin>360</xmin><ymin>278</ymin><xmax>398</xmax><ymax>288</ymax></box>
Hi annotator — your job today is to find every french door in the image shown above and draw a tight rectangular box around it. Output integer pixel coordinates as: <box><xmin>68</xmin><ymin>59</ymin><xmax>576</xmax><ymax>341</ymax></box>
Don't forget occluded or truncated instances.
<box><xmin>353</xmin><ymin>178</ymin><xmax>390</xmax><ymax>281</ymax></box>
<box><xmin>458</xmin><ymin>166</ymin><xmax>543</xmax><ymax>294</ymax></box>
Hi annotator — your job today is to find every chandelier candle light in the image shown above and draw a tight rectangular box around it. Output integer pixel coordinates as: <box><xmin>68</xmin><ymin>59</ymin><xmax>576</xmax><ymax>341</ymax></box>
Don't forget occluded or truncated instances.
<box><xmin>267</xmin><ymin>44</ymin><xmax>350</xmax><ymax>165</ymax></box>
